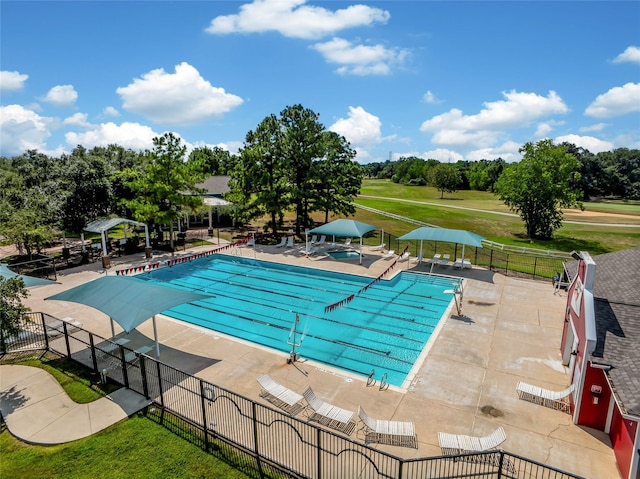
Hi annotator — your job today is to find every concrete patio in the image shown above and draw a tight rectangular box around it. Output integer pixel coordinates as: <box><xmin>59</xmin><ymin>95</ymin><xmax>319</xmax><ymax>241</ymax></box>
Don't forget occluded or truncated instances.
<box><xmin>21</xmin><ymin>240</ymin><xmax>620</xmax><ymax>478</ymax></box>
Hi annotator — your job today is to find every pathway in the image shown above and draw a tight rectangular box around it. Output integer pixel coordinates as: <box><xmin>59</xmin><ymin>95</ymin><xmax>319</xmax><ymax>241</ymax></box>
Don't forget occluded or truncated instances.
<box><xmin>0</xmin><ymin>364</ymin><xmax>151</xmax><ymax>444</ymax></box>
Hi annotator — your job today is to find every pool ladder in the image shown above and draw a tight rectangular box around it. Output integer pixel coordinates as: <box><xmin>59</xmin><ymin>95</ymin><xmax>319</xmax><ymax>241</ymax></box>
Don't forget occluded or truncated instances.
<box><xmin>367</xmin><ymin>369</ymin><xmax>389</xmax><ymax>391</ymax></box>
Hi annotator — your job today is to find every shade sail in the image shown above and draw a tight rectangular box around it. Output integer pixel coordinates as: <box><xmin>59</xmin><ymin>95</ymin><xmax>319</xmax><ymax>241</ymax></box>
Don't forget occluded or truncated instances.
<box><xmin>397</xmin><ymin>227</ymin><xmax>484</xmax><ymax>247</ymax></box>
<box><xmin>0</xmin><ymin>263</ymin><xmax>58</xmax><ymax>287</ymax></box>
<box><xmin>309</xmin><ymin>219</ymin><xmax>378</xmax><ymax>238</ymax></box>
<box><xmin>45</xmin><ymin>276</ymin><xmax>210</xmax><ymax>333</ymax></box>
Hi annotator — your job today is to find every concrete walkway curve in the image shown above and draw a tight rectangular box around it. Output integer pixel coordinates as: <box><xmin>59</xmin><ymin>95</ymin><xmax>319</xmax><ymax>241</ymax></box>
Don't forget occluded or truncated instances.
<box><xmin>0</xmin><ymin>365</ymin><xmax>151</xmax><ymax>444</ymax></box>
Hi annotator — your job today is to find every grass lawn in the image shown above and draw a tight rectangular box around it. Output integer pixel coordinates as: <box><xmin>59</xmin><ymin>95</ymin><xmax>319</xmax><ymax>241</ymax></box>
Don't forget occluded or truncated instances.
<box><xmin>355</xmin><ymin>179</ymin><xmax>640</xmax><ymax>254</ymax></box>
<box><xmin>0</xmin><ymin>355</ymin><xmax>250</xmax><ymax>479</ymax></box>
<box><xmin>0</xmin><ymin>416</ymin><xmax>250</xmax><ymax>479</ymax></box>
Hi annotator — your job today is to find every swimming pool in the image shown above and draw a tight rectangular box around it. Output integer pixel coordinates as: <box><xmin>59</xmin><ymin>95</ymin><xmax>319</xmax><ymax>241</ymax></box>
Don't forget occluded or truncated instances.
<box><xmin>139</xmin><ymin>254</ymin><xmax>459</xmax><ymax>388</ymax></box>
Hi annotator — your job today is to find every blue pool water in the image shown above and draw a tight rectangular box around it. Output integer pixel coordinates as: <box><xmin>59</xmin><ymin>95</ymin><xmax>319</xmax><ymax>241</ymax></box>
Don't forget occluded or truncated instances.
<box><xmin>325</xmin><ymin>249</ymin><xmax>361</xmax><ymax>260</ymax></box>
<box><xmin>139</xmin><ymin>254</ymin><xmax>459</xmax><ymax>387</ymax></box>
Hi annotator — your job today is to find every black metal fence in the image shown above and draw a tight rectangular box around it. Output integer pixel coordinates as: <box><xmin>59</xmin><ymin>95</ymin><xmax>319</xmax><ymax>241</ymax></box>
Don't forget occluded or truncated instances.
<box><xmin>1</xmin><ymin>313</ymin><xmax>584</xmax><ymax>479</ymax></box>
<box><xmin>359</xmin><ymin>232</ymin><xmax>569</xmax><ymax>282</ymax></box>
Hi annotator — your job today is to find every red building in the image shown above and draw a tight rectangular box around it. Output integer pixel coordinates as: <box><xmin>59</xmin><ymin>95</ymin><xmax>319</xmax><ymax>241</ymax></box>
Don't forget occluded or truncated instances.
<box><xmin>561</xmin><ymin>247</ymin><xmax>640</xmax><ymax>479</ymax></box>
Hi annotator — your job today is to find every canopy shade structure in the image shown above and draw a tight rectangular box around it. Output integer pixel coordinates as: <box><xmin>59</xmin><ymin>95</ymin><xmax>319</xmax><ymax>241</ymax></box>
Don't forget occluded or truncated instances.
<box><xmin>0</xmin><ymin>263</ymin><xmax>58</xmax><ymax>287</ymax></box>
<box><xmin>310</xmin><ymin>219</ymin><xmax>378</xmax><ymax>265</ymax></box>
<box><xmin>82</xmin><ymin>217</ymin><xmax>151</xmax><ymax>256</ymax></box>
<box><xmin>398</xmin><ymin>227</ymin><xmax>485</xmax><ymax>270</ymax></box>
<box><xmin>310</xmin><ymin>219</ymin><xmax>377</xmax><ymax>238</ymax></box>
<box><xmin>45</xmin><ymin>276</ymin><xmax>210</xmax><ymax>356</ymax></box>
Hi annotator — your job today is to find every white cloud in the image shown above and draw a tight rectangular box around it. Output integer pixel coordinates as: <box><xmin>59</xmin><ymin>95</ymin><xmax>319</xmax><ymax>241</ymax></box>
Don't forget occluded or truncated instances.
<box><xmin>466</xmin><ymin>141</ymin><xmax>522</xmax><ymax>163</ymax></box>
<box><xmin>613</xmin><ymin>45</ymin><xmax>640</xmax><ymax>64</ymax></box>
<box><xmin>534</xmin><ymin>122</ymin><xmax>553</xmax><ymax>138</ymax></box>
<box><xmin>329</xmin><ymin>106</ymin><xmax>382</xmax><ymax>147</ymax></box>
<box><xmin>0</xmin><ymin>104</ymin><xmax>55</xmax><ymax>156</ymax></box>
<box><xmin>421</xmin><ymin>90</ymin><xmax>568</xmax><ymax>133</ymax></box>
<box><xmin>103</xmin><ymin>106</ymin><xmax>120</xmax><ymax>117</ymax></box>
<box><xmin>312</xmin><ymin>37</ymin><xmax>407</xmax><ymax>75</ymax></box>
<box><xmin>420</xmin><ymin>90</ymin><xmax>568</xmax><ymax>149</ymax></box>
<box><xmin>420</xmin><ymin>148</ymin><xmax>464</xmax><ymax>163</ymax></box>
<box><xmin>42</xmin><ymin>85</ymin><xmax>78</xmax><ymax>108</ymax></box>
<box><xmin>65</xmin><ymin>122</ymin><xmax>159</xmax><ymax>152</ymax></box>
<box><xmin>584</xmin><ymin>82</ymin><xmax>640</xmax><ymax>118</ymax></box>
<box><xmin>579</xmin><ymin>123</ymin><xmax>609</xmax><ymax>133</ymax></box>
<box><xmin>0</xmin><ymin>71</ymin><xmax>29</xmax><ymax>91</ymax></box>
<box><xmin>63</xmin><ymin>112</ymin><xmax>92</xmax><ymax>128</ymax></box>
<box><xmin>422</xmin><ymin>90</ymin><xmax>439</xmax><ymax>104</ymax></box>
<box><xmin>555</xmin><ymin>134</ymin><xmax>614</xmax><ymax>153</ymax></box>
<box><xmin>116</xmin><ymin>62</ymin><xmax>243</xmax><ymax>126</ymax></box>
<box><xmin>205</xmin><ymin>0</ymin><xmax>389</xmax><ymax>40</ymax></box>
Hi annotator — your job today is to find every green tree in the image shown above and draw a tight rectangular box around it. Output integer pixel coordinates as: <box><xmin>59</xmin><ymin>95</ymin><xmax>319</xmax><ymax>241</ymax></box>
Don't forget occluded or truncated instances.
<box><xmin>0</xmin><ymin>276</ymin><xmax>30</xmax><ymax>349</ymax></box>
<box><xmin>495</xmin><ymin>139</ymin><xmax>583</xmax><ymax>239</ymax></box>
<box><xmin>120</xmin><ymin>133</ymin><xmax>205</xmax><ymax>249</ymax></box>
<box><xmin>312</xmin><ymin>131</ymin><xmax>362</xmax><ymax>223</ymax></box>
<box><xmin>428</xmin><ymin>163</ymin><xmax>462</xmax><ymax>198</ymax></box>
<box><xmin>228</xmin><ymin>114</ymin><xmax>290</xmax><ymax>236</ymax></box>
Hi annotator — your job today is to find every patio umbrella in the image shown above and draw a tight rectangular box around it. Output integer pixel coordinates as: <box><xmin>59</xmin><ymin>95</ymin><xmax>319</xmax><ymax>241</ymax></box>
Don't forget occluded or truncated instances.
<box><xmin>310</xmin><ymin>219</ymin><xmax>378</xmax><ymax>264</ymax></box>
<box><xmin>397</xmin><ymin>227</ymin><xmax>484</xmax><ymax>263</ymax></box>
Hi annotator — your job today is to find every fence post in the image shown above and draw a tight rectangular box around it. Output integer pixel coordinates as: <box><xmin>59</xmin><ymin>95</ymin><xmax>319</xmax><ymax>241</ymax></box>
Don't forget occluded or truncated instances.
<box><xmin>199</xmin><ymin>379</ymin><xmax>210</xmax><ymax>452</ymax></box>
<box><xmin>119</xmin><ymin>346</ymin><xmax>129</xmax><ymax>389</ymax></box>
<box><xmin>497</xmin><ymin>451</ymin><xmax>505</xmax><ymax>478</ymax></box>
<box><xmin>89</xmin><ymin>334</ymin><xmax>98</xmax><ymax>373</ymax></box>
<box><xmin>505</xmin><ymin>253</ymin><xmax>509</xmax><ymax>277</ymax></box>
<box><xmin>533</xmin><ymin>257</ymin><xmax>538</xmax><ymax>280</ymax></box>
<box><xmin>63</xmin><ymin>322</ymin><xmax>71</xmax><ymax>358</ymax></box>
<box><xmin>489</xmin><ymin>249</ymin><xmax>494</xmax><ymax>271</ymax></box>
<box><xmin>41</xmin><ymin>313</ymin><xmax>49</xmax><ymax>351</ymax></box>
<box><xmin>317</xmin><ymin>428</ymin><xmax>322</xmax><ymax>479</ymax></box>
<box><xmin>139</xmin><ymin>355</ymin><xmax>149</xmax><ymax>399</ymax></box>
<box><xmin>156</xmin><ymin>360</ymin><xmax>164</xmax><ymax>408</ymax></box>
<box><xmin>251</xmin><ymin>402</ymin><xmax>263</xmax><ymax>477</ymax></box>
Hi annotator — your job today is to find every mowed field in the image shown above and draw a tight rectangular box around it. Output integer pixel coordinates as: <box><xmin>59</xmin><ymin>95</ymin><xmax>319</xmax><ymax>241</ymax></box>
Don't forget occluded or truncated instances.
<box><xmin>352</xmin><ymin>179</ymin><xmax>640</xmax><ymax>255</ymax></box>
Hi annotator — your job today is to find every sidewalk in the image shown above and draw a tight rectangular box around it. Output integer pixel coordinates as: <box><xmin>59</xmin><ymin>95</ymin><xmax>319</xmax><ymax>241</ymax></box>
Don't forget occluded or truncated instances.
<box><xmin>0</xmin><ymin>364</ymin><xmax>151</xmax><ymax>444</ymax></box>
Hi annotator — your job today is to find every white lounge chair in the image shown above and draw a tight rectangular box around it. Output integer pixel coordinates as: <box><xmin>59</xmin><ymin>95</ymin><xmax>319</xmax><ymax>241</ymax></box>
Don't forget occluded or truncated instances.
<box><xmin>453</xmin><ymin>258</ymin><xmax>472</xmax><ymax>269</ymax></box>
<box><xmin>369</xmin><ymin>243</ymin><xmax>385</xmax><ymax>251</ymax></box>
<box><xmin>438</xmin><ymin>254</ymin><xmax>451</xmax><ymax>266</ymax></box>
<box><xmin>275</xmin><ymin>237</ymin><xmax>287</xmax><ymax>248</ymax></box>
<box><xmin>516</xmin><ymin>381</ymin><xmax>574</xmax><ymax>413</ymax></box>
<box><xmin>397</xmin><ymin>251</ymin><xmax>411</xmax><ymax>262</ymax></box>
<box><xmin>309</xmin><ymin>234</ymin><xmax>318</xmax><ymax>245</ymax></box>
<box><xmin>381</xmin><ymin>250</ymin><xmax>396</xmax><ymax>260</ymax></box>
<box><xmin>438</xmin><ymin>426</ymin><xmax>506</xmax><ymax>455</ymax></box>
<box><xmin>410</xmin><ymin>252</ymin><xmax>423</xmax><ymax>264</ymax></box>
<box><xmin>246</xmin><ymin>236</ymin><xmax>255</xmax><ymax>247</ymax></box>
<box><xmin>342</xmin><ymin>238</ymin><xmax>352</xmax><ymax>248</ymax></box>
<box><xmin>285</xmin><ymin>236</ymin><xmax>294</xmax><ymax>248</ymax></box>
<box><xmin>301</xmin><ymin>245</ymin><xmax>318</xmax><ymax>257</ymax></box>
<box><xmin>357</xmin><ymin>406</ymin><xmax>417</xmax><ymax>448</ymax></box>
<box><xmin>314</xmin><ymin>235</ymin><xmax>326</xmax><ymax>246</ymax></box>
<box><xmin>302</xmin><ymin>387</ymin><xmax>356</xmax><ymax>435</ymax></box>
<box><xmin>424</xmin><ymin>253</ymin><xmax>441</xmax><ymax>265</ymax></box>
<box><xmin>257</xmin><ymin>374</ymin><xmax>306</xmax><ymax>416</ymax></box>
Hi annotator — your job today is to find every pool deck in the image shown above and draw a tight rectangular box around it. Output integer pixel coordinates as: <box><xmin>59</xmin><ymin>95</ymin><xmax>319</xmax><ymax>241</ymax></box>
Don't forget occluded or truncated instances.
<box><xmin>22</xmin><ymin>241</ymin><xmax>620</xmax><ymax>479</ymax></box>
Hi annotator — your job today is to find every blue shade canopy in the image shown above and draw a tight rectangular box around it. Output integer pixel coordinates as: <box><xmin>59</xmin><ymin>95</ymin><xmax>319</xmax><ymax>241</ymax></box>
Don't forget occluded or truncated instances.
<box><xmin>45</xmin><ymin>276</ymin><xmax>210</xmax><ymax>333</ymax></box>
<box><xmin>0</xmin><ymin>263</ymin><xmax>58</xmax><ymax>287</ymax></box>
<box><xmin>397</xmin><ymin>227</ymin><xmax>485</xmax><ymax>247</ymax></box>
<box><xmin>309</xmin><ymin>219</ymin><xmax>378</xmax><ymax>238</ymax></box>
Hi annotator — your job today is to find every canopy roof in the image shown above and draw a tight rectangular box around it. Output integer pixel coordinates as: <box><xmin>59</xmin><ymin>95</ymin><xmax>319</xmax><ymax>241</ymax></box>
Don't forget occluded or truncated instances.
<box><xmin>203</xmin><ymin>197</ymin><xmax>232</xmax><ymax>207</ymax></box>
<box><xmin>309</xmin><ymin>219</ymin><xmax>378</xmax><ymax>238</ymax></box>
<box><xmin>84</xmin><ymin>217</ymin><xmax>146</xmax><ymax>234</ymax></box>
<box><xmin>45</xmin><ymin>276</ymin><xmax>209</xmax><ymax>333</ymax></box>
<box><xmin>398</xmin><ymin>227</ymin><xmax>484</xmax><ymax>247</ymax></box>
<box><xmin>0</xmin><ymin>263</ymin><xmax>58</xmax><ymax>287</ymax></box>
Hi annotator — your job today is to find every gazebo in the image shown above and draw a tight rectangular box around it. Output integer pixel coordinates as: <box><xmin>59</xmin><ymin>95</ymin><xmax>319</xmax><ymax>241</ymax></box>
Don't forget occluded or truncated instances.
<box><xmin>81</xmin><ymin>218</ymin><xmax>151</xmax><ymax>266</ymax></box>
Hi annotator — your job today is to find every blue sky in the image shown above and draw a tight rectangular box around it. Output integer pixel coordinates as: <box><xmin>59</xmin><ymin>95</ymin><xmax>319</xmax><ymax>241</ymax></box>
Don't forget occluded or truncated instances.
<box><xmin>1</xmin><ymin>1</ymin><xmax>639</xmax><ymax>163</ymax></box>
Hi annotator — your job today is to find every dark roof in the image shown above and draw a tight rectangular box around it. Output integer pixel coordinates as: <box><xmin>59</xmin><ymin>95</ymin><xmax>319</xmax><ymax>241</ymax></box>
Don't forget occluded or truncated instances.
<box><xmin>589</xmin><ymin>247</ymin><xmax>640</xmax><ymax>418</ymax></box>
<box><xmin>195</xmin><ymin>176</ymin><xmax>230</xmax><ymax>196</ymax></box>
